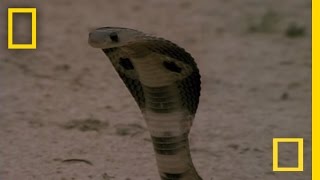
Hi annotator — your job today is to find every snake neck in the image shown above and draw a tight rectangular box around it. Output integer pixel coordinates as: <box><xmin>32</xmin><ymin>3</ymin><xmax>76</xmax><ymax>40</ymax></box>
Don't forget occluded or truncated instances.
<box><xmin>153</xmin><ymin>136</ymin><xmax>202</xmax><ymax>180</ymax></box>
<box><xmin>142</xmin><ymin>85</ymin><xmax>201</xmax><ymax>180</ymax></box>
<box><xmin>152</xmin><ymin>133</ymin><xmax>202</xmax><ymax>180</ymax></box>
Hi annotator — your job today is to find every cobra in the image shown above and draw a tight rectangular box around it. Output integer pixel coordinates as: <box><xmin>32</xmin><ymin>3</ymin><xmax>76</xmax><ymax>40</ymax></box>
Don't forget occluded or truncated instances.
<box><xmin>88</xmin><ymin>27</ymin><xmax>202</xmax><ymax>180</ymax></box>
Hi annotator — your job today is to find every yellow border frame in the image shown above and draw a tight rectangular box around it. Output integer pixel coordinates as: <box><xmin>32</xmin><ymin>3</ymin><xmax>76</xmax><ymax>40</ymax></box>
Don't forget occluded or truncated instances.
<box><xmin>8</xmin><ymin>8</ymin><xmax>37</xmax><ymax>49</ymax></box>
<box><xmin>273</xmin><ymin>138</ymin><xmax>304</xmax><ymax>171</ymax></box>
<box><xmin>313</xmin><ymin>0</ymin><xmax>319</xmax><ymax>179</ymax></box>
<box><xmin>2</xmin><ymin>2</ymin><xmax>315</xmax><ymax>179</ymax></box>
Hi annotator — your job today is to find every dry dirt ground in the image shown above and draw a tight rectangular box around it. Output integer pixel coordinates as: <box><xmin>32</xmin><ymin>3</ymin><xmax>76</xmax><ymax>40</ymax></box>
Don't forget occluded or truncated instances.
<box><xmin>0</xmin><ymin>0</ymin><xmax>311</xmax><ymax>180</ymax></box>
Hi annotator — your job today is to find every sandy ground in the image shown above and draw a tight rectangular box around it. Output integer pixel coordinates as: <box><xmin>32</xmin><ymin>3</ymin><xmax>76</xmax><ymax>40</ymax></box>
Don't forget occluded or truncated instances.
<box><xmin>0</xmin><ymin>0</ymin><xmax>311</xmax><ymax>180</ymax></box>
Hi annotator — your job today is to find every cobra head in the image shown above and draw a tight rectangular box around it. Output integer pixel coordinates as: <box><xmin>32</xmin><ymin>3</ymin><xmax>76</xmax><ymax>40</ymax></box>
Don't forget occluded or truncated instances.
<box><xmin>88</xmin><ymin>27</ymin><xmax>144</xmax><ymax>49</ymax></box>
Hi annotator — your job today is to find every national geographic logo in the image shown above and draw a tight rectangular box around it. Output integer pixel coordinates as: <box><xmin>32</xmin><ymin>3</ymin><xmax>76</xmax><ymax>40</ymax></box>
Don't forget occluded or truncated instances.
<box><xmin>7</xmin><ymin>8</ymin><xmax>36</xmax><ymax>49</ymax></box>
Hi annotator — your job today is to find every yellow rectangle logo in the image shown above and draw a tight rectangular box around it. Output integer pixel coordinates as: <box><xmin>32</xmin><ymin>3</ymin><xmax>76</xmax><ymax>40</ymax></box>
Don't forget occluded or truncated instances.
<box><xmin>273</xmin><ymin>138</ymin><xmax>304</xmax><ymax>172</ymax></box>
<box><xmin>8</xmin><ymin>8</ymin><xmax>37</xmax><ymax>49</ymax></box>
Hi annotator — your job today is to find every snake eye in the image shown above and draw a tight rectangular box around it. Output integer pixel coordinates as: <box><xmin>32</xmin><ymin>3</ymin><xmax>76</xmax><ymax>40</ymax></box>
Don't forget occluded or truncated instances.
<box><xmin>163</xmin><ymin>61</ymin><xmax>181</xmax><ymax>73</ymax></box>
<box><xmin>109</xmin><ymin>32</ymin><xmax>119</xmax><ymax>42</ymax></box>
<box><xmin>119</xmin><ymin>58</ymin><xmax>134</xmax><ymax>70</ymax></box>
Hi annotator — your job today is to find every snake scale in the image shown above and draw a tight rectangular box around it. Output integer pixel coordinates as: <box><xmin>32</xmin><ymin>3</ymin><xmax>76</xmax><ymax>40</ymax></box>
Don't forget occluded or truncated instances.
<box><xmin>88</xmin><ymin>27</ymin><xmax>202</xmax><ymax>180</ymax></box>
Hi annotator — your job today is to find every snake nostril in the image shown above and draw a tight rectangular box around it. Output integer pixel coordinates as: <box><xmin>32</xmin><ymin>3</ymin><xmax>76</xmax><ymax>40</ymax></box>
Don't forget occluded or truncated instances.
<box><xmin>89</xmin><ymin>32</ymin><xmax>96</xmax><ymax>42</ymax></box>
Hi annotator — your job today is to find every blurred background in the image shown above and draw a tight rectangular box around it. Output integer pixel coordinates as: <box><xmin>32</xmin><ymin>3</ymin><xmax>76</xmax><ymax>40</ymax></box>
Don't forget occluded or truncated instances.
<box><xmin>0</xmin><ymin>0</ymin><xmax>311</xmax><ymax>179</ymax></box>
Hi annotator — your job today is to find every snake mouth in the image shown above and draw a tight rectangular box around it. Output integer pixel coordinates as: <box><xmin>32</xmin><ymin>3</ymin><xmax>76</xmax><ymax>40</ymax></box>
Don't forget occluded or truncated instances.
<box><xmin>88</xmin><ymin>31</ymin><xmax>106</xmax><ymax>48</ymax></box>
<box><xmin>88</xmin><ymin>40</ymin><xmax>100</xmax><ymax>48</ymax></box>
